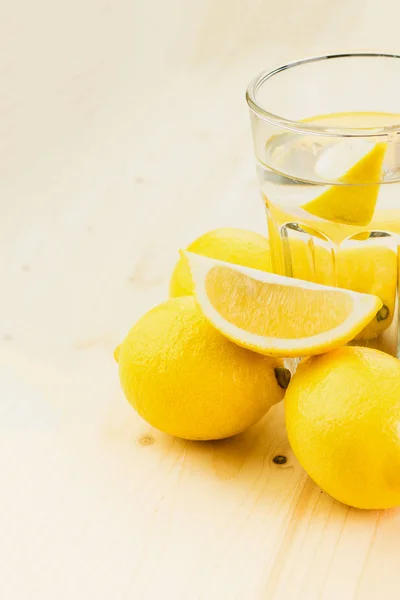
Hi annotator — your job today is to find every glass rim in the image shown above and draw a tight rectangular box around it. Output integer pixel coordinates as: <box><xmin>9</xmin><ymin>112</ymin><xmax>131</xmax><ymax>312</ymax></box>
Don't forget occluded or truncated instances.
<box><xmin>246</xmin><ymin>52</ymin><xmax>400</xmax><ymax>138</ymax></box>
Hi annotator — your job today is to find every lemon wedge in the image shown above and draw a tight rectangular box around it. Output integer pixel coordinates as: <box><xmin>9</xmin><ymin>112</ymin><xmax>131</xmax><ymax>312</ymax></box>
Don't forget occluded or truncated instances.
<box><xmin>186</xmin><ymin>252</ymin><xmax>382</xmax><ymax>357</ymax></box>
<box><xmin>301</xmin><ymin>141</ymin><xmax>386</xmax><ymax>226</ymax></box>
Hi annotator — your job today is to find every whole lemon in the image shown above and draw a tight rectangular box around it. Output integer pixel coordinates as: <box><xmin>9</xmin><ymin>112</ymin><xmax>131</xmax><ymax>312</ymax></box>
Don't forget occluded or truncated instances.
<box><xmin>169</xmin><ymin>228</ymin><xmax>271</xmax><ymax>297</ymax></box>
<box><xmin>115</xmin><ymin>296</ymin><xmax>288</xmax><ymax>440</ymax></box>
<box><xmin>337</xmin><ymin>245</ymin><xmax>397</xmax><ymax>340</ymax></box>
<box><xmin>285</xmin><ymin>346</ymin><xmax>400</xmax><ymax>509</ymax></box>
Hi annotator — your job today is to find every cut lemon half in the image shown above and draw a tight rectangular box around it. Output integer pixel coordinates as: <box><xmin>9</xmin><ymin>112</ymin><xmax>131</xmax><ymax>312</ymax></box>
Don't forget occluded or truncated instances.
<box><xmin>302</xmin><ymin>141</ymin><xmax>386</xmax><ymax>226</ymax></box>
<box><xmin>186</xmin><ymin>252</ymin><xmax>382</xmax><ymax>357</ymax></box>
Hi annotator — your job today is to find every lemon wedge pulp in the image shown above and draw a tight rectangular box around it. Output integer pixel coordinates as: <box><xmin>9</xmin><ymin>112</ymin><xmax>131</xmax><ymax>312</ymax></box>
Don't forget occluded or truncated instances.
<box><xmin>301</xmin><ymin>141</ymin><xmax>387</xmax><ymax>226</ymax></box>
<box><xmin>187</xmin><ymin>252</ymin><xmax>382</xmax><ymax>357</ymax></box>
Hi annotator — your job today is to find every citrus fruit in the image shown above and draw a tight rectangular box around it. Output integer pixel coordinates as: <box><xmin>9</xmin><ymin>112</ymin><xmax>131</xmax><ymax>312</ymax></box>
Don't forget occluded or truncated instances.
<box><xmin>267</xmin><ymin>233</ymin><xmax>336</xmax><ymax>286</ymax></box>
<box><xmin>301</xmin><ymin>142</ymin><xmax>386</xmax><ymax>226</ymax></box>
<box><xmin>285</xmin><ymin>346</ymin><xmax>400</xmax><ymax>509</ymax></box>
<box><xmin>337</xmin><ymin>244</ymin><xmax>397</xmax><ymax>340</ymax></box>
<box><xmin>169</xmin><ymin>228</ymin><xmax>271</xmax><ymax>297</ymax></box>
<box><xmin>187</xmin><ymin>253</ymin><xmax>382</xmax><ymax>357</ymax></box>
<box><xmin>114</xmin><ymin>296</ymin><xmax>288</xmax><ymax>440</ymax></box>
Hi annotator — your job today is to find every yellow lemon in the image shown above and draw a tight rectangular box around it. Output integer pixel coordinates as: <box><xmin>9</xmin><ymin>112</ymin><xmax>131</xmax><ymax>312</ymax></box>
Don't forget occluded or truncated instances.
<box><xmin>285</xmin><ymin>346</ymin><xmax>400</xmax><ymax>509</ymax></box>
<box><xmin>301</xmin><ymin>142</ymin><xmax>386</xmax><ymax>226</ymax></box>
<box><xmin>115</xmin><ymin>296</ymin><xmax>288</xmax><ymax>440</ymax></box>
<box><xmin>187</xmin><ymin>253</ymin><xmax>381</xmax><ymax>357</ymax></box>
<box><xmin>337</xmin><ymin>244</ymin><xmax>397</xmax><ymax>340</ymax></box>
<box><xmin>267</xmin><ymin>233</ymin><xmax>336</xmax><ymax>286</ymax></box>
<box><xmin>169</xmin><ymin>228</ymin><xmax>271</xmax><ymax>297</ymax></box>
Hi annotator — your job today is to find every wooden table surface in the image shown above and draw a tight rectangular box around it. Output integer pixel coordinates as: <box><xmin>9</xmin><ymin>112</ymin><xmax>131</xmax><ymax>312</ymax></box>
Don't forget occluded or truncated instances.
<box><xmin>2</xmin><ymin>1</ymin><xmax>400</xmax><ymax>598</ymax></box>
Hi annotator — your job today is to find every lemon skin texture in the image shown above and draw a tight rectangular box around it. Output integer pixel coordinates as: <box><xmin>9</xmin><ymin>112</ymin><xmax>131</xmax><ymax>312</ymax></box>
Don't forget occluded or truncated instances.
<box><xmin>116</xmin><ymin>297</ymin><xmax>286</xmax><ymax>440</ymax></box>
<box><xmin>285</xmin><ymin>346</ymin><xmax>400</xmax><ymax>509</ymax></box>
<box><xmin>169</xmin><ymin>228</ymin><xmax>271</xmax><ymax>298</ymax></box>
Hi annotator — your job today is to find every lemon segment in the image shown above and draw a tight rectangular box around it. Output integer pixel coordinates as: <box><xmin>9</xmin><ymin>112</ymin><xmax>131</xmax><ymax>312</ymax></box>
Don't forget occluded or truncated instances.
<box><xmin>187</xmin><ymin>252</ymin><xmax>382</xmax><ymax>357</ymax></box>
<box><xmin>301</xmin><ymin>142</ymin><xmax>386</xmax><ymax>226</ymax></box>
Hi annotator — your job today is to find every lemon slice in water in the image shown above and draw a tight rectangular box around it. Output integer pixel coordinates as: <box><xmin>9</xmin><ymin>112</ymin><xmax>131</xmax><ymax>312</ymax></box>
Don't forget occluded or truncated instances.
<box><xmin>301</xmin><ymin>141</ymin><xmax>386</xmax><ymax>225</ymax></box>
<box><xmin>187</xmin><ymin>252</ymin><xmax>382</xmax><ymax>357</ymax></box>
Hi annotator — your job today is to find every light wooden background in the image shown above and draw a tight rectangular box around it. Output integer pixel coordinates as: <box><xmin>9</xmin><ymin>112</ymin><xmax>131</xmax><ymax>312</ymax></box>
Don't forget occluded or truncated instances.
<box><xmin>2</xmin><ymin>1</ymin><xmax>400</xmax><ymax>598</ymax></box>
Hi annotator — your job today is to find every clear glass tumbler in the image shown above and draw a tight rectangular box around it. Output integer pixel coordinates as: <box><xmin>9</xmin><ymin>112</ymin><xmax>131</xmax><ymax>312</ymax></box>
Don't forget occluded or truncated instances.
<box><xmin>246</xmin><ymin>53</ymin><xmax>400</xmax><ymax>357</ymax></box>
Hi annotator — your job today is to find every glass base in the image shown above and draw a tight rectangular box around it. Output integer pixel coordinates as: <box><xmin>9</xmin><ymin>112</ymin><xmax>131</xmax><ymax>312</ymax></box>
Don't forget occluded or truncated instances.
<box><xmin>266</xmin><ymin>206</ymin><xmax>400</xmax><ymax>357</ymax></box>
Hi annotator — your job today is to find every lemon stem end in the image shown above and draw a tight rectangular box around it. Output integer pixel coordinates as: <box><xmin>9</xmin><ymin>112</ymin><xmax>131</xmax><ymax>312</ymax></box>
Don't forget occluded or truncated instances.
<box><xmin>275</xmin><ymin>367</ymin><xmax>291</xmax><ymax>390</ymax></box>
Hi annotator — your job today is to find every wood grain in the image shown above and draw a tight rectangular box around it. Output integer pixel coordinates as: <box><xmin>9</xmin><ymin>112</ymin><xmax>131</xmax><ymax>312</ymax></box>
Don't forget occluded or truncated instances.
<box><xmin>2</xmin><ymin>0</ymin><xmax>400</xmax><ymax>598</ymax></box>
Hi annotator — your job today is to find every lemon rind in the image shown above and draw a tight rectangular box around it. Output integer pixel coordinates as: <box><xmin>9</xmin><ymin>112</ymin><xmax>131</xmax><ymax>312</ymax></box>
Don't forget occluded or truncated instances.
<box><xmin>186</xmin><ymin>252</ymin><xmax>382</xmax><ymax>357</ymax></box>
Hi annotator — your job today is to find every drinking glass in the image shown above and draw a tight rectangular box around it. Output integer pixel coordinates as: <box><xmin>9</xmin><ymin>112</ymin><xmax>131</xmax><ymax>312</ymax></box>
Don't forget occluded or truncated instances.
<box><xmin>246</xmin><ymin>53</ymin><xmax>400</xmax><ymax>356</ymax></box>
